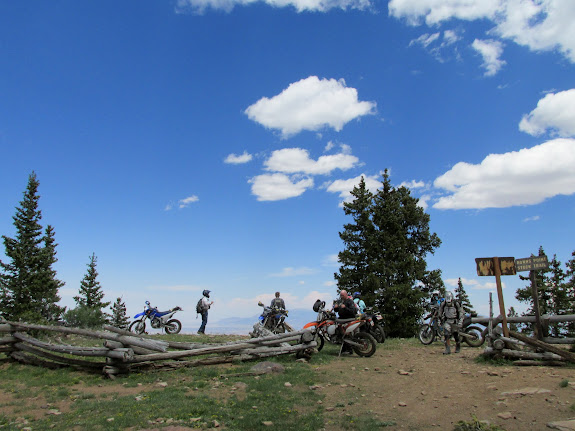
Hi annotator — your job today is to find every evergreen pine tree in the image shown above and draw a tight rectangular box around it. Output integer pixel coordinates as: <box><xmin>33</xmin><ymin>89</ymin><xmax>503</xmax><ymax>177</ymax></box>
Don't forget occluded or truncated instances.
<box><xmin>67</xmin><ymin>253</ymin><xmax>110</xmax><ymax>327</ymax></box>
<box><xmin>514</xmin><ymin>246</ymin><xmax>571</xmax><ymax>336</ymax></box>
<box><xmin>564</xmin><ymin>251</ymin><xmax>575</xmax><ymax>336</ymax></box>
<box><xmin>508</xmin><ymin>306</ymin><xmax>519</xmax><ymax>333</ymax></box>
<box><xmin>336</xmin><ymin>170</ymin><xmax>442</xmax><ymax>337</ymax></box>
<box><xmin>0</xmin><ymin>172</ymin><xmax>65</xmax><ymax>322</ymax></box>
<box><xmin>334</xmin><ymin>177</ymin><xmax>376</xmax><ymax>304</ymax></box>
<box><xmin>109</xmin><ymin>297</ymin><xmax>130</xmax><ymax>329</ymax></box>
<box><xmin>455</xmin><ymin>277</ymin><xmax>476</xmax><ymax>316</ymax></box>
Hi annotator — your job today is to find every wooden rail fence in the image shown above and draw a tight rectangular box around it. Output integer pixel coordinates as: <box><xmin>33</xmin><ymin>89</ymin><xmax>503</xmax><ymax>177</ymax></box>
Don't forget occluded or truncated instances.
<box><xmin>0</xmin><ymin>321</ymin><xmax>316</xmax><ymax>378</ymax></box>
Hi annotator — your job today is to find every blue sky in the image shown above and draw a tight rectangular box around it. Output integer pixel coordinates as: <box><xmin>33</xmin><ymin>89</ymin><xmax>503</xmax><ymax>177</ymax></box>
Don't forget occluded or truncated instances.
<box><xmin>1</xmin><ymin>0</ymin><xmax>574</xmax><ymax>331</ymax></box>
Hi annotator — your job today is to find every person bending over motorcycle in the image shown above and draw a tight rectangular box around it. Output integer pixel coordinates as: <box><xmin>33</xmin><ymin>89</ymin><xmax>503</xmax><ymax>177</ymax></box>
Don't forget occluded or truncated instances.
<box><xmin>353</xmin><ymin>292</ymin><xmax>366</xmax><ymax>313</ymax></box>
<box><xmin>334</xmin><ymin>290</ymin><xmax>356</xmax><ymax>319</ymax></box>
<box><xmin>333</xmin><ymin>290</ymin><xmax>357</xmax><ymax>353</ymax></box>
<box><xmin>438</xmin><ymin>291</ymin><xmax>463</xmax><ymax>354</ymax></box>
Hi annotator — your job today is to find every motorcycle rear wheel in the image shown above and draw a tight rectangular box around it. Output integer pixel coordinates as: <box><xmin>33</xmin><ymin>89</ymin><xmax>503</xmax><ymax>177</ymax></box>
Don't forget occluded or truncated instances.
<box><xmin>165</xmin><ymin>319</ymin><xmax>182</xmax><ymax>334</ymax></box>
<box><xmin>418</xmin><ymin>324</ymin><xmax>435</xmax><ymax>345</ymax></box>
<box><xmin>351</xmin><ymin>332</ymin><xmax>377</xmax><ymax>357</ymax></box>
<box><xmin>463</xmin><ymin>325</ymin><xmax>485</xmax><ymax>347</ymax></box>
<box><xmin>129</xmin><ymin>320</ymin><xmax>146</xmax><ymax>334</ymax></box>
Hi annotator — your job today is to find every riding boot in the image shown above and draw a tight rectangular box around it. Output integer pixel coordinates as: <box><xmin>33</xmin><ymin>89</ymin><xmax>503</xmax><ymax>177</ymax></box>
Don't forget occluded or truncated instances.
<box><xmin>455</xmin><ymin>342</ymin><xmax>461</xmax><ymax>353</ymax></box>
<box><xmin>443</xmin><ymin>343</ymin><xmax>451</xmax><ymax>355</ymax></box>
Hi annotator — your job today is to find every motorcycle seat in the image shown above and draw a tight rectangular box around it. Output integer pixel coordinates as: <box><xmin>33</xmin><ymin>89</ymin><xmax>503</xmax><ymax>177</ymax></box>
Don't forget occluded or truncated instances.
<box><xmin>335</xmin><ymin>318</ymin><xmax>356</xmax><ymax>323</ymax></box>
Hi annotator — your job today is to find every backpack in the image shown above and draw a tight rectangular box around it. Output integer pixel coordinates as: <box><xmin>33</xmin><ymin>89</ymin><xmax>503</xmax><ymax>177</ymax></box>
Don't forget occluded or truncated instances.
<box><xmin>196</xmin><ymin>298</ymin><xmax>205</xmax><ymax>314</ymax></box>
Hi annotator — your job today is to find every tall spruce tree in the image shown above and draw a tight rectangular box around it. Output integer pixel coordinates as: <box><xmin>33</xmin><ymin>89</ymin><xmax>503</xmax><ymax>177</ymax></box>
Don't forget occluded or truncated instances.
<box><xmin>0</xmin><ymin>172</ymin><xmax>65</xmax><ymax>322</ymax></box>
<box><xmin>564</xmin><ymin>251</ymin><xmax>575</xmax><ymax>336</ymax></box>
<box><xmin>334</xmin><ymin>177</ymin><xmax>376</xmax><ymax>304</ymax></box>
<box><xmin>109</xmin><ymin>297</ymin><xmax>130</xmax><ymax>329</ymax></box>
<box><xmin>335</xmin><ymin>170</ymin><xmax>442</xmax><ymax>337</ymax></box>
<box><xmin>515</xmin><ymin>246</ymin><xmax>572</xmax><ymax>336</ymax></box>
<box><xmin>455</xmin><ymin>277</ymin><xmax>476</xmax><ymax>316</ymax></box>
<box><xmin>69</xmin><ymin>253</ymin><xmax>110</xmax><ymax>327</ymax></box>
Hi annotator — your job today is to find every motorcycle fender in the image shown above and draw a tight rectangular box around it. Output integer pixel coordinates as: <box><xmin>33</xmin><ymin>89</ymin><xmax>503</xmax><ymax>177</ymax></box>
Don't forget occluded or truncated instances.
<box><xmin>303</xmin><ymin>322</ymin><xmax>317</xmax><ymax>330</ymax></box>
<box><xmin>344</xmin><ymin>321</ymin><xmax>361</xmax><ymax>333</ymax></box>
<box><xmin>134</xmin><ymin>312</ymin><xmax>145</xmax><ymax>318</ymax></box>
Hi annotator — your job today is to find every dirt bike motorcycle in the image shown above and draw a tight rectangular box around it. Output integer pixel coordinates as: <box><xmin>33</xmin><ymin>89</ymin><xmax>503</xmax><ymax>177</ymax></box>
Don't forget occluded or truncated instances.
<box><xmin>129</xmin><ymin>301</ymin><xmax>183</xmax><ymax>335</ymax></box>
<box><xmin>303</xmin><ymin>300</ymin><xmax>377</xmax><ymax>357</ymax></box>
<box><xmin>360</xmin><ymin>307</ymin><xmax>386</xmax><ymax>343</ymax></box>
<box><xmin>255</xmin><ymin>301</ymin><xmax>293</xmax><ymax>334</ymax></box>
<box><xmin>418</xmin><ymin>312</ymin><xmax>484</xmax><ymax>347</ymax></box>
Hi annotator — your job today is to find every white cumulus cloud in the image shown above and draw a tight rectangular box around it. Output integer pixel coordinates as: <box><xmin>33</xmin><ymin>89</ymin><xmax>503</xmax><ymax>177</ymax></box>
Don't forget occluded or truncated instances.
<box><xmin>433</xmin><ymin>138</ymin><xmax>575</xmax><ymax>209</ymax></box>
<box><xmin>472</xmin><ymin>39</ymin><xmax>506</xmax><ymax>76</ymax></box>
<box><xmin>389</xmin><ymin>0</ymin><xmax>575</xmax><ymax>63</ymax></box>
<box><xmin>519</xmin><ymin>89</ymin><xmax>575</xmax><ymax>137</ymax></box>
<box><xmin>244</xmin><ymin>76</ymin><xmax>376</xmax><ymax>138</ymax></box>
<box><xmin>249</xmin><ymin>173</ymin><xmax>314</xmax><ymax>201</ymax></box>
<box><xmin>264</xmin><ymin>147</ymin><xmax>359</xmax><ymax>175</ymax></box>
<box><xmin>325</xmin><ymin>173</ymin><xmax>382</xmax><ymax>204</ymax></box>
<box><xmin>224</xmin><ymin>151</ymin><xmax>253</xmax><ymax>164</ymax></box>
<box><xmin>176</xmin><ymin>0</ymin><xmax>371</xmax><ymax>13</ymax></box>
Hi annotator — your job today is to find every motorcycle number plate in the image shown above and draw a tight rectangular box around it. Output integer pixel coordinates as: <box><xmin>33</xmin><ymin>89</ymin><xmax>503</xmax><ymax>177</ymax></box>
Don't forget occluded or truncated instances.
<box><xmin>375</xmin><ymin>316</ymin><xmax>382</xmax><ymax>320</ymax></box>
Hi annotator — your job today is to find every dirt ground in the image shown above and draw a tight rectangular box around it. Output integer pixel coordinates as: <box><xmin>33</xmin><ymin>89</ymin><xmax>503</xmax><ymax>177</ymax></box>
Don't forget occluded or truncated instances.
<box><xmin>315</xmin><ymin>340</ymin><xmax>575</xmax><ymax>430</ymax></box>
<box><xmin>1</xmin><ymin>340</ymin><xmax>574</xmax><ymax>430</ymax></box>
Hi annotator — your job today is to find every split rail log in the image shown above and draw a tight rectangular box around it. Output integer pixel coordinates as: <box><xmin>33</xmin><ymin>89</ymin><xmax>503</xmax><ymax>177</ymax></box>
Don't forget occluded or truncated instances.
<box><xmin>483</xmin><ymin>346</ymin><xmax>565</xmax><ymax>361</ymax></box>
<box><xmin>131</xmin><ymin>341</ymin><xmax>317</xmax><ymax>371</ymax></box>
<box><xmin>509</xmin><ymin>331</ymin><xmax>575</xmax><ymax>363</ymax></box>
<box><xmin>129</xmin><ymin>331</ymin><xmax>312</xmax><ymax>363</ymax></box>
<box><xmin>473</xmin><ymin>314</ymin><xmax>575</xmax><ymax>343</ymax></box>
<box><xmin>12</xmin><ymin>332</ymin><xmax>134</xmax><ymax>361</ymax></box>
<box><xmin>0</xmin><ymin>336</ymin><xmax>17</xmax><ymax>345</ymax></box>
<box><xmin>14</xmin><ymin>342</ymin><xmax>105</xmax><ymax>370</ymax></box>
<box><xmin>472</xmin><ymin>314</ymin><xmax>575</xmax><ymax>325</ymax></box>
<box><xmin>4</xmin><ymin>321</ymin><xmax>168</xmax><ymax>352</ymax></box>
<box><xmin>104</xmin><ymin>325</ymin><xmax>209</xmax><ymax>350</ymax></box>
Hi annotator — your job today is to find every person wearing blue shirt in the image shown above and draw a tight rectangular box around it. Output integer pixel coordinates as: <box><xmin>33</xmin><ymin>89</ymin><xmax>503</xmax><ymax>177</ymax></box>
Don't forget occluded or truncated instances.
<box><xmin>353</xmin><ymin>292</ymin><xmax>366</xmax><ymax>313</ymax></box>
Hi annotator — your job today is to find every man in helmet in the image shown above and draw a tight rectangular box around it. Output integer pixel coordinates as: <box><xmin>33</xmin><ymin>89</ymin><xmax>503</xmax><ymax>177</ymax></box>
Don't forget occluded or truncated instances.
<box><xmin>353</xmin><ymin>292</ymin><xmax>366</xmax><ymax>313</ymax></box>
<box><xmin>270</xmin><ymin>292</ymin><xmax>285</xmax><ymax>310</ymax></box>
<box><xmin>438</xmin><ymin>291</ymin><xmax>463</xmax><ymax>354</ymax></box>
<box><xmin>197</xmin><ymin>290</ymin><xmax>214</xmax><ymax>335</ymax></box>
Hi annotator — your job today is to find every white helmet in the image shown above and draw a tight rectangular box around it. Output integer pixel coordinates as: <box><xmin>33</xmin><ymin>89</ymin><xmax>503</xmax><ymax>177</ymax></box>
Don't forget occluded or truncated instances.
<box><xmin>445</xmin><ymin>291</ymin><xmax>454</xmax><ymax>305</ymax></box>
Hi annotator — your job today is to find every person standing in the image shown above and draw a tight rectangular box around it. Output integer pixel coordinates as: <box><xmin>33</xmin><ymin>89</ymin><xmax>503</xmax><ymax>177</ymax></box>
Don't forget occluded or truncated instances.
<box><xmin>270</xmin><ymin>291</ymin><xmax>285</xmax><ymax>310</ymax></box>
<box><xmin>353</xmin><ymin>292</ymin><xmax>366</xmax><ymax>313</ymax></box>
<box><xmin>197</xmin><ymin>290</ymin><xmax>214</xmax><ymax>335</ymax></box>
<box><xmin>438</xmin><ymin>291</ymin><xmax>463</xmax><ymax>354</ymax></box>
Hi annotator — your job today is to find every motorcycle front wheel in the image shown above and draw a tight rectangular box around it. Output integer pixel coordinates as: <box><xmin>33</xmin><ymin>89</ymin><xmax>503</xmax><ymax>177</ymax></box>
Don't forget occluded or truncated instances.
<box><xmin>129</xmin><ymin>320</ymin><xmax>146</xmax><ymax>334</ymax></box>
<box><xmin>463</xmin><ymin>325</ymin><xmax>485</xmax><ymax>347</ymax></box>
<box><xmin>418</xmin><ymin>324</ymin><xmax>435</xmax><ymax>345</ymax></box>
<box><xmin>351</xmin><ymin>332</ymin><xmax>377</xmax><ymax>357</ymax></box>
<box><xmin>165</xmin><ymin>319</ymin><xmax>182</xmax><ymax>334</ymax></box>
<box><xmin>314</xmin><ymin>333</ymin><xmax>325</xmax><ymax>351</ymax></box>
<box><xmin>372</xmin><ymin>325</ymin><xmax>386</xmax><ymax>343</ymax></box>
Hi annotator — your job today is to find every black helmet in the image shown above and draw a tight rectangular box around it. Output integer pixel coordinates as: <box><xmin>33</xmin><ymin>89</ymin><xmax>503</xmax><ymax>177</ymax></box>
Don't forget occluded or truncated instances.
<box><xmin>202</xmin><ymin>290</ymin><xmax>211</xmax><ymax>298</ymax></box>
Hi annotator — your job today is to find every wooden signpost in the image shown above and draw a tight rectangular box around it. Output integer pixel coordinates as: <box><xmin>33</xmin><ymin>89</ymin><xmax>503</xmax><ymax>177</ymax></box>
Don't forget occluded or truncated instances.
<box><xmin>475</xmin><ymin>254</ymin><xmax>549</xmax><ymax>340</ymax></box>
<box><xmin>515</xmin><ymin>255</ymin><xmax>549</xmax><ymax>340</ymax></box>
<box><xmin>475</xmin><ymin>257</ymin><xmax>515</xmax><ymax>337</ymax></box>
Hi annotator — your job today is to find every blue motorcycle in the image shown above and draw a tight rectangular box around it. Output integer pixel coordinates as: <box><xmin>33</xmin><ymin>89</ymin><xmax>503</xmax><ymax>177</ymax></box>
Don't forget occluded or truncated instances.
<box><xmin>129</xmin><ymin>301</ymin><xmax>183</xmax><ymax>334</ymax></box>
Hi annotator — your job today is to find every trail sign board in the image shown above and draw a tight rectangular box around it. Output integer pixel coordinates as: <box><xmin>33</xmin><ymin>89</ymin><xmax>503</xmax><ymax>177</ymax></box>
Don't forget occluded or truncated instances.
<box><xmin>475</xmin><ymin>257</ymin><xmax>516</xmax><ymax>276</ymax></box>
<box><xmin>515</xmin><ymin>255</ymin><xmax>549</xmax><ymax>272</ymax></box>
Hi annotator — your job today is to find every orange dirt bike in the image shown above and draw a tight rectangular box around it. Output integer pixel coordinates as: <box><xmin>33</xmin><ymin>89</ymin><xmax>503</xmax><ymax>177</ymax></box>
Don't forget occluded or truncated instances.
<box><xmin>303</xmin><ymin>300</ymin><xmax>377</xmax><ymax>357</ymax></box>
